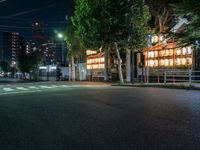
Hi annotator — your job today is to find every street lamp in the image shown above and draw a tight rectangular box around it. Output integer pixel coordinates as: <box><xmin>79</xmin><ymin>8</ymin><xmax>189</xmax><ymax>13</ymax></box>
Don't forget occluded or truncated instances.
<box><xmin>57</xmin><ymin>33</ymin><xmax>64</xmax><ymax>39</ymax></box>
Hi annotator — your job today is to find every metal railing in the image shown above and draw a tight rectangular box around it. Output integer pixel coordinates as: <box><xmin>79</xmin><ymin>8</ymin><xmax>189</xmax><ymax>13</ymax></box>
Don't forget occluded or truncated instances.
<box><xmin>164</xmin><ymin>70</ymin><xmax>200</xmax><ymax>84</ymax></box>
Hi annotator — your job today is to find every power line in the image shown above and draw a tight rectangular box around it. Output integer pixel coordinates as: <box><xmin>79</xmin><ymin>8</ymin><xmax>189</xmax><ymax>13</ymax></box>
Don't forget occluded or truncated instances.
<box><xmin>0</xmin><ymin>24</ymin><xmax>66</xmax><ymax>30</ymax></box>
<box><xmin>5</xmin><ymin>3</ymin><xmax>57</xmax><ymax>18</ymax></box>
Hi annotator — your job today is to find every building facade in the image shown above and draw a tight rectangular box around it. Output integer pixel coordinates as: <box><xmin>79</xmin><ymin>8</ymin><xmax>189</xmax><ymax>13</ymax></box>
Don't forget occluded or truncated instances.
<box><xmin>42</xmin><ymin>39</ymin><xmax>56</xmax><ymax>65</ymax></box>
<box><xmin>2</xmin><ymin>32</ymin><xmax>20</xmax><ymax>65</ymax></box>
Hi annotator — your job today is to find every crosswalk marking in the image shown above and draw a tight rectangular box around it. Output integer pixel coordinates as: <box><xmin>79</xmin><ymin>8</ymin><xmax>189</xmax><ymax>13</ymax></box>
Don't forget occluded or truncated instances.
<box><xmin>0</xmin><ymin>84</ymin><xmax>82</xmax><ymax>94</ymax></box>
<box><xmin>16</xmin><ymin>87</ymin><xmax>29</xmax><ymax>91</ymax></box>
<box><xmin>28</xmin><ymin>86</ymin><xmax>39</xmax><ymax>89</ymax></box>
<box><xmin>39</xmin><ymin>86</ymin><xmax>53</xmax><ymax>89</ymax></box>
<box><xmin>3</xmin><ymin>88</ymin><xmax>15</xmax><ymax>92</ymax></box>
<box><xmin>50</xmin><ymin>85</ymin><xmax>59</xmax><ymax>88</ymax></box>
<box><xmin>60</xmin><ymin>85</ymin><xmax>70</xmax><ymax>88</ymax></box>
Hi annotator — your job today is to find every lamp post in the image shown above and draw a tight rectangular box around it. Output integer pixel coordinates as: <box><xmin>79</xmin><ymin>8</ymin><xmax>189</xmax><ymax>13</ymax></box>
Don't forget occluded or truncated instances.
<box><xmin>11</xmin><ymin>61</ymin><xmax>16</xmax><ymax>78</ymax></box>
<box><xmin>146</xmin><ymin>34</ymin><xmax>152</xmax><ymax>83</ymax></box>
<box><xmin>55</xmin><ymin>32</ymin><xmax>65</xmax><ymax>80</ymax></box>
<box><xmin>57</xmin><ymin>33</ymin><xmax>66</xmax><ymax>66</ymax></box>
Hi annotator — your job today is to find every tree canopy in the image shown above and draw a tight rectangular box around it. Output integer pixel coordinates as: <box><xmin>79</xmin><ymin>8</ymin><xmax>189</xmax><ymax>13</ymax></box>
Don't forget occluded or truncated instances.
<box><xmin>174</xmin><ymin>0</ymin><xmax>200</xmax><ymax>45</ymax></box>
<box><xmin>72</xmin><ymin>0</ymin><xmax>149</xmax><ymax>51</ymax></box>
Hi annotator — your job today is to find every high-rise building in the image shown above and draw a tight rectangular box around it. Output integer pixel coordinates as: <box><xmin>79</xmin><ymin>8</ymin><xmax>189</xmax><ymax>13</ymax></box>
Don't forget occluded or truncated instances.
<box><xmin>2</xmin><ymin>32</ymin><xmax>20</xmax><ymax>65</ymax></box>
<box><xmin>42</xmin><ymin>39</ymin><xmax>56</xmax><ymax>65</ymax></box>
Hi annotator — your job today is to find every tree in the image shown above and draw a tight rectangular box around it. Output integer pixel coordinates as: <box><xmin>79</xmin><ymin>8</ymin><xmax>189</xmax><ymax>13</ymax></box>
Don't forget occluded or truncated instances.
<box><xmin>125</xmin><ymin>1</ymin><xmax>150</xmax><ymax>82</ymax></box>
<box><xmin>66</xmin><ymin>17</ymin><xmax>84</xmax><ymax>81</ymax></box>
<box><xmin>174</xmin><ymin>0</ymin><xmax>200</xmax><ymax>70</ymax></box>
<box><xmin>0</xmin><ymin>61</ymin><xmax>9</xmax><ymax>72</ymax></box>
<box><xmin>72</xmin><ymin>0</ymin><xmax>149</xmax><ymax>83</ymax></box>
<box><xmin>17</xmin><ymin>48</ymin><xmax>40</xmax><ymax>80</ymax></box>
<box><xmin>145</xmin><ymin>0</ymin><xmax>182</xmax><ymax>34</ymax></box>
<box><xmin>72</xmin><ymin>0</ymin><xmax>111</xmax><ymax>81</ymax></box>
<box><xmin>173</xmin><ymin>0</ymin><xmax>200</xmax><ymax>45</ymax></box>
<box><xmin>18</xmin><ymin>49</ymin><xmax>30</xmax><ymax>79</ymax></box>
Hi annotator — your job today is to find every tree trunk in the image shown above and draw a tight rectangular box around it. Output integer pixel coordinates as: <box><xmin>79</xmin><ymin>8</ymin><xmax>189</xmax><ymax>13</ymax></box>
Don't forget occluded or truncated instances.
<box><xmin>131</xmin><ymin>50</ymin><xmax>135</xmax><ymax>83</ymax></box>
<box><xmin>68</xmin><ymin>64</ymin><xmax>71</xmax><ymax>81</ymax></box>
<box><xmin>104</xmin><ymin>48</ymin><xmax>109</xmax><ymax>81</ymax></box>
<box><xmin>71</xmin><ymin>56</ymin><xmax>76</xmax><ymax>81</ymax></box>
<box><xmin>78</xmin><ymin>57</ymin><xmax>81</xmax><ymax>81</ymax></box>
<box><xmin>115</xmin><ymin>43</ymin><xmax>124</xmax><ymax>84</ymax></box>
<box><xmin>75</xmin><ymin>56</ymin><xmax>79</xmax><ymax>81</ymax></box>
<box><xmin>126</xmin><ymin>49</ymin><xmax>131</xmax><ymax>82</ymax></box>
<box><xmin>158</xmin><ymin>16</ymin><xmax>164</xmax><ymax>33</ymax></box>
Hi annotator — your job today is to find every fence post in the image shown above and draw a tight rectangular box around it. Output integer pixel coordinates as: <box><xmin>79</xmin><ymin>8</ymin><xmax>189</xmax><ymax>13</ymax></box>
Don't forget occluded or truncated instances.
<box><xmin>189</xmin><ymin>69</ymin><xmax>192</xmax><ymax>85</ymax></box>
<box><xmin>164</xmin><ymin>71</ymin><xmax>167</xmax><ymax>85</ymax></box>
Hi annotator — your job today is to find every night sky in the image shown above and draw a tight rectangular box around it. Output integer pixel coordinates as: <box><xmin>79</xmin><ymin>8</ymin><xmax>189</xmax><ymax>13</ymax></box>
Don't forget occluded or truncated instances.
<box><xmin>0</xmin><ymin>0</ymin><xmax>71</xmax><ymax>45</ymax></box>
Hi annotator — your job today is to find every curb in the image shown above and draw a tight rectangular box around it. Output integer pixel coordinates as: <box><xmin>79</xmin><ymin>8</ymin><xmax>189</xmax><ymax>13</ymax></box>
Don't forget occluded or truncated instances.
<box><xmin>112</xmin><ymin>83</ymin><xmax>200</xmax><ymax>90</ymax></box>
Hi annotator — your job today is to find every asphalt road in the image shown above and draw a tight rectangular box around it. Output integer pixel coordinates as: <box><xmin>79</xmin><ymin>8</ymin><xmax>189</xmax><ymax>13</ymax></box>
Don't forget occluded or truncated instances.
<box><xmin>0</xmin><ymin>84</ymin><xmax>200</xmax><ymax>150</ymax></box>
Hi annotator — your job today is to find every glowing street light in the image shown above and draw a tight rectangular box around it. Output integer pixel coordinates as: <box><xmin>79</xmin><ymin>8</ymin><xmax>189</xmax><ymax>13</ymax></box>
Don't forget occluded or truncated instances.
<box><xmin>57</xmin><ymin>33</ymin><xmax>64</xmax><ymax>39</ymax></box>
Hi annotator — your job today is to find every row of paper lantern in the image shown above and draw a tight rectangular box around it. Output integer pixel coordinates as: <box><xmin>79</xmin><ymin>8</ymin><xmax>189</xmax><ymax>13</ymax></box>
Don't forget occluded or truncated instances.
<box><xmin>176</xmin><ymin>47</ymin><xmax>192</xmax><ymax>55</ymax></box>
<box><xmin>146</xmin><ymin>58</ymin><xmax>192</xmax><ymax>67</ymax></box>
<box><xmin>86</xmin><ymin>50</ymin><xmax>97</xmax><ymax>56</ymax></box>
<box><xmin>152</xmin><ymin>35</ymin><xmax>164</xmax><ymax>43</ymax></box>
<box><xmin>87</xmin><ymin>64</ymin><xmax>105</xmax><ymax>70</ymax></box>
<box><xmin>87</xmin><ymin>57</ymin><xmax>105</xmax><ymax>64</ymax></box>
<box><xmin>147</xmin><ymin>47</ymin><xmax>192</xmax><ymax>58</ymax></box>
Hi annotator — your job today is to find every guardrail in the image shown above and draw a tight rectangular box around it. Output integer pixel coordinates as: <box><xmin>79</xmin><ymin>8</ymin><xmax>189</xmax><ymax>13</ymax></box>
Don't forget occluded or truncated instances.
<box><xmin>164</xmin><ymin>70</ymin><xmax>200</xmax><ymax>84</ymax></box>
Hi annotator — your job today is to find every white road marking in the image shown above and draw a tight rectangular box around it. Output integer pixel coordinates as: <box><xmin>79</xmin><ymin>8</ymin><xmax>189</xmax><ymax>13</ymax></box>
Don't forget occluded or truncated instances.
<box><xmin>39</xmin><ymin>86</ymin><xmax>53</xmax><ymax>89</ymax></box>
<box><xmin>50</xmin><ymin>85</ymin><xmax>59</xmax><ymax>88</ymax></box>
<box><xmin>16</xmin><ymin>87</ymin><xmax>29</xmax><ymax>91</ymax></box>
<box><xmin>3</xmin><ymin>88</ymin><xmax>15</xmax><ymax>92</ymax></box>
<box><xmin>0</xmin><ymin>84</ymin><xmax>94</xmax><ymax>94</ymax></box>
<box><xmin>28</xmin><ymin>86</ymin><xmax>39</xmax><ymax>89</ymax></box>
<box><xmin>60</xmin><ymin>85</ymin><xmax>71</xmax><ymax>88</ymax></box>
<box><xmin>0</xmin><ymin>90</ymin><xmax>42</xmax><ymax>96</ymax></box>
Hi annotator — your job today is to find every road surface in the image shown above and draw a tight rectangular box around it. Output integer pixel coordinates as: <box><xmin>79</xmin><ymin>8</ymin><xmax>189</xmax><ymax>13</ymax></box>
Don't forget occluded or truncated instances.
<box><xmin>0</xmin><ymin>82</ymin><xmax>199</xmax><ymax>150</ymax></box>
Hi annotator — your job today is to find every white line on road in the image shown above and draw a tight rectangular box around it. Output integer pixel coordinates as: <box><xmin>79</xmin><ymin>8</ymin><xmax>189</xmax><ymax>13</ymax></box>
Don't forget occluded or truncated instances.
<box><xmin>60</xmin><ymin>85</ymin><xmax>71</xmax><ymax>88</ymax></box>
<box><xmin>50</xmin><ymin>85</ymin><xmax>59</xmax><ymax>88</ymax></box>
<box><xmin>28</xmin><ymin>86</ymin><xmax>39</xmax><ymax>89</ymax></box>
<box><xmin>0</xmin><ymin>90</ymin><xmax>42</xmax><ymax>96</ymax></box>
<box><xmin>16</xmin><ymin>87</ymin><xmax>29</xmax><ymax>91</ymax></box>
<box><xmin>39</xmin><ymin>86</ymin><xmax>53</xmax><ymax>89</ymax></box>
<box><xmin>3</xmin><ymin>88</ymin><xmax>15</xmax><ymax>92</ymax></box>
